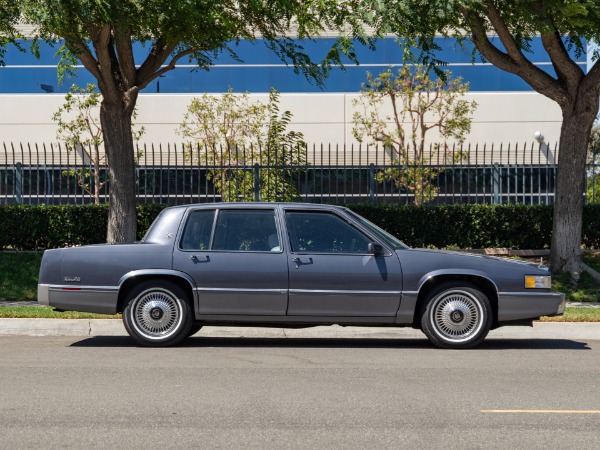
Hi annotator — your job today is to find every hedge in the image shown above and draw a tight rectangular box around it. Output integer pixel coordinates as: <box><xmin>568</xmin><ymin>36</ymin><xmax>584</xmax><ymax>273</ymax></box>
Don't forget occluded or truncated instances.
<box><xmin>347</xmin><ymin>203</ymin><xmax>600</xmax><ymax>249</ymax></box>
<box><xmin>1</xmin><ymin>203</ymin><xmax>599</xmax><ymax>250</ymax></box>
<box><xmin>0</xmin><ymin>203</ymin><xmax>165</xmax><ymax>250</ymax></box>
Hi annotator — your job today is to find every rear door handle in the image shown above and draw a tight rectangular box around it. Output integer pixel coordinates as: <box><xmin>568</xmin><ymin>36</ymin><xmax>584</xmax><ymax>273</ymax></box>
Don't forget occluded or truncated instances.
<box><xmin>190</xmin><ymin>255</ymin><xmax>210</xmax><ymax>263</ymax></box>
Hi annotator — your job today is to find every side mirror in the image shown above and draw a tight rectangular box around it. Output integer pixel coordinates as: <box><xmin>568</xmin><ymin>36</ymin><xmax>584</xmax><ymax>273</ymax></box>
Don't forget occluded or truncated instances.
<box><xmin>368</xmin><ymin>242</ymin><xmax>384</xmax><ymax>256</ymax></box>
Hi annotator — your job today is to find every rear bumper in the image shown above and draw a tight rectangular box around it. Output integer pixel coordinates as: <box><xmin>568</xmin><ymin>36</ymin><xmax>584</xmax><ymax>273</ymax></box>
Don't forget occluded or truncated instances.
<box><xmin>37</xmin><ymin>284</ymin><xmax>50</xmax><ymax>306</ymax></box>
<box><xmin>37</xmin><ymin>284</ymin><xmax>119</xmax><ymax>315</ymax></box>
<box><xmin>498</xmin><ymin>291</ymin><xmax>566</xmax><ymax>322</ymax></box>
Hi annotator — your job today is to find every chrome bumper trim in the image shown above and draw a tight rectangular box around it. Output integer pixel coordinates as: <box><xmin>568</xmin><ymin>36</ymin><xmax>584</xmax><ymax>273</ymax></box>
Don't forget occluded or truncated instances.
<box><xmin>37</xmin><ymin>284</ymin><xmax>50</xmax><ymax>306</ymax></box>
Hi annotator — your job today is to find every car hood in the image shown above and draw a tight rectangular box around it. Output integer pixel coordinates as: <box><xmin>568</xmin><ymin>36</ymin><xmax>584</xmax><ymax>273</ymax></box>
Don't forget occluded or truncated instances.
<box><xmin>407</xmin><ymin>248</ymin><xmax>546</xmax><ymax>269</ymax></box>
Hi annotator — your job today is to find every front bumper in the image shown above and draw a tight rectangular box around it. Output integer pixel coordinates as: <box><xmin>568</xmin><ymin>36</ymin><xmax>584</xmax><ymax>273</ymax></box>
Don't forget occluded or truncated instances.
<box><xmin>498</xmin><ymin>291</ymin><xmax>566</xmax><ymax>322</ymax></box>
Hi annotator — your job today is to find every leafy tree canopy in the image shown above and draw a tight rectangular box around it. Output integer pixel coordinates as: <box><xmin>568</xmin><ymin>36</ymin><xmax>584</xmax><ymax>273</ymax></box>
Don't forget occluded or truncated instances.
<box><xmin>19</xmin><ymin>0</ymin><xmax>364</xmax><ymax>91</ymax></box>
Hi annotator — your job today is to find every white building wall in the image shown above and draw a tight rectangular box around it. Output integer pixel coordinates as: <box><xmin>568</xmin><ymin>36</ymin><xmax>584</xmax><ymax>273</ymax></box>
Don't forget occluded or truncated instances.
<box><xmin>0</xmin><ymin>91</ymin><xmax>561</xmax><ymax>148</ymax></box>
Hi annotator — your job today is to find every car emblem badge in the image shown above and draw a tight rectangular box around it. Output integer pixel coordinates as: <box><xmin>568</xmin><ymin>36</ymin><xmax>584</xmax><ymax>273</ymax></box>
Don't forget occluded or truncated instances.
<box><xmin>64</xmin><ymin>276</ymin><xmax>81</xmax><ymax>283</ymax></box>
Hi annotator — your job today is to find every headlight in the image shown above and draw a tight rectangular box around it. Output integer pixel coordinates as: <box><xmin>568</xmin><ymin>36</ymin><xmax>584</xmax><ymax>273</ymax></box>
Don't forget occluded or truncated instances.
<box><xmin>524</xmin><ymin>275</ymin><xmax>552</xmax><ymax>289</ymax></box>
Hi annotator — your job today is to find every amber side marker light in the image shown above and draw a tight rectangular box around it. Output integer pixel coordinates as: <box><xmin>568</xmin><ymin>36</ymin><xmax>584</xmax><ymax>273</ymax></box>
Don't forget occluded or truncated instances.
<box><xmin>524</xmin><ymin>275</ymin><xmax>551</xmax><ymax>289</ymax></box>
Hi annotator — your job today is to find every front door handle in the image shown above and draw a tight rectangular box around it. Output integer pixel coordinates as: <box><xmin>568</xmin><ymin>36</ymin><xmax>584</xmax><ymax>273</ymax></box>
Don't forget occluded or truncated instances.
<box><xmin>190</xmin><ymin>255</ymin><xmax>210</xmax><ymax>263</ymax></box>
<box><xmin>292</xmin><ymin>256</ymin><xmax>313</xmax><ymax>268</ymax></box>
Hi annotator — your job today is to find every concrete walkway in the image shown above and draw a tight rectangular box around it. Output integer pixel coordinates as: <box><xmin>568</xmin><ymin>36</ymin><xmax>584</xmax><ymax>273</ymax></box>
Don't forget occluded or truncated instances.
<box><xmin>0</xmin><ymin>319</ymin><xmax>599</xmax><ymax>340</ymax></box>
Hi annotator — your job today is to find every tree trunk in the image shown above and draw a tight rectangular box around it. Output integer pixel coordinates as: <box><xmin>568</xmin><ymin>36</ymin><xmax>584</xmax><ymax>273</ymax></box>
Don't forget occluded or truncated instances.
<box><xmin>549</xmin><ymin>106</ymin><xmax>597</xmax><ymax>274</ymax></box>
<box><xmin>100</xmin><ymin>100</ymin><xmax>137</xmax><ymax>243</ymax></box>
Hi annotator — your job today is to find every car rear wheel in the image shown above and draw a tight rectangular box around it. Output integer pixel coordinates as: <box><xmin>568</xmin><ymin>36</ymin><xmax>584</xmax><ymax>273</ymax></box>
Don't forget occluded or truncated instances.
<box><xmin>123</xmin><ymin>281</ymin><xmax>193</xmax><ymax>347</ymax></box>
<box><xmin>420</xmin><ymin>282</ymin><xmax>493</xmax><ymax>349</ymax></box>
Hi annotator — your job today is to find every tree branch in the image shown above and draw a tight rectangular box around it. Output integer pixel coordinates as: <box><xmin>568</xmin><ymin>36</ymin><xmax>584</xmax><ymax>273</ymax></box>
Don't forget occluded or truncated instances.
<box><xmin>87</xmin><ymin>23</ymin><xmax>118</xmax><ymax>97</ymax></box>
<box><xmin>136</xmin><ymin>47</ymin><xmax>197</xmax><ymax>90</ymax></box>
<box><xmin>540</xmin><ymin>30</ymin><xmax>584</xmax><ymax>87</ymax></box>
<box><xmin>113</xmin><ymin>25</ymin><xmax>137</xmax><ymax>90</ymax></box>
<box><xmin>135</xmin><ymin>38</ymin><xmax>175</xmax><ymax>86</ymax></box>
<box><xmin>581</xmin><ymin>56</ymin><xmax>600</xmax><ymax>96</ymax></box>
<box><xmin>462</xmin><ymin>6</ymin><xmax>566</xmax><ymax>104</ymax></box>
<box><xmin>66</xmin><ymin>37</ymin><xmax>102</xmax><ymax>82</ymax></box>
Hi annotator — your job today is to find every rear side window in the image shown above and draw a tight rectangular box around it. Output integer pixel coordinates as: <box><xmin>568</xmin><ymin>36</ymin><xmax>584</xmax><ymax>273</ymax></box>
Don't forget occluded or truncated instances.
<box><xmin>179</xmin><ymin>210</ymin><xmax>215</xmax><ymax>250</ymax></box>
<box><xmin>212</xmin><ymin>210</ymin><xmax>280</xmax><ymax>252</ymax></box>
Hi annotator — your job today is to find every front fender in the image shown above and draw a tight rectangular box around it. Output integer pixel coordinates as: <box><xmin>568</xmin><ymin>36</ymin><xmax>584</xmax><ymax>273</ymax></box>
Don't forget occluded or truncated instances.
<box><xmin>416</xmin><ymin>269</ymin><xmax>499</xmax><ymax>293</ymax></box>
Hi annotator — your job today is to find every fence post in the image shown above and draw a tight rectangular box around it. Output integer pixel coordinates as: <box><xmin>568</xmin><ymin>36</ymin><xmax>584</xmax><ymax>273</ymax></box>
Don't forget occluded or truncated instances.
<box><xmin>15</xmin><ymin>162</ymin><xmax>23</xmax><ymax>204</ymax></box>
<box><xmin>492</xmin><ymin>162</ymin><xmax>500</xmax><ymax>204</ymax></box>
<box><xmin>253</xmin><ymin>163</ymin><xmax>261</xmax><ymax>202</ymax></box>
<box><xmin>369</xmin><ymin>163</ymin><xmax>375</xmax><ymax>204</ymax></box>
<box><xmin>45</xmin><ymin>166</ymin><xmax>53</xmax><ymax>206</ymax></box>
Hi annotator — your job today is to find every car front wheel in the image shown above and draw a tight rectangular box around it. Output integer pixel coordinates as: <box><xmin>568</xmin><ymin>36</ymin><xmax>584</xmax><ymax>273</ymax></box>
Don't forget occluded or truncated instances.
<box><xmin>420</xmin><ymin>282</ymin><xmax>493</xmax><ymax>349</ymax></box>
<box><xmin>123</xmin><ymin>281</ymin><xmax>193</xmax><ymax>347</ymax></box>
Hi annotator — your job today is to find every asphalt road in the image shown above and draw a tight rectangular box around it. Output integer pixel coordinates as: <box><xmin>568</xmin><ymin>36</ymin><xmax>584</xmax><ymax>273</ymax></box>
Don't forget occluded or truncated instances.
<box><xmin>1</xmin><ymin>335</ymin><xmax>599</xmax><ymax>449</ymax></box>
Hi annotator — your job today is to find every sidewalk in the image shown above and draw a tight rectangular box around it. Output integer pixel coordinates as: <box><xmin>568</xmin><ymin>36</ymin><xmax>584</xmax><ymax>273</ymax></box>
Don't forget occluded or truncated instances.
<box><xmin>0</xmin><ymin>319</ymin><xmax>599</xmax><ymax>340</ymax></box>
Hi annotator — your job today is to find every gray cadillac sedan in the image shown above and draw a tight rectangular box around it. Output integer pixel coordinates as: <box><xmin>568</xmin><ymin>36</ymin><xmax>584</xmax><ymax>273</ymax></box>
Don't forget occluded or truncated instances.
<box><xmin>38</xmin><ymin>203</ymin><xmax>565</xmax><ymax>348</ymax></box>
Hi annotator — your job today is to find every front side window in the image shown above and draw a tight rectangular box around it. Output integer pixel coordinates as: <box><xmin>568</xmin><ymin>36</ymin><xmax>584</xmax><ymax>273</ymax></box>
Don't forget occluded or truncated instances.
<box><xmin>286</xmin><ymin>211</ymin><xmax>372</xmax><ymax>254</ymax></box>
<box><xmin>179</xmin><ymin>210</ymin><xmax>215</xmax><ymax>250</ymax></box>
<box><xmin>212</xmin><ymin>210</ymin><xmax>280</xmax><ymax>252</ymax></box>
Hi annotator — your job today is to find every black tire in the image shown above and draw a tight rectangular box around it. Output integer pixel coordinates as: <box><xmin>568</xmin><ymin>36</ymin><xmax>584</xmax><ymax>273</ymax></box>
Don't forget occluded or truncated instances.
<box><xmin>123</xmin><ymin>280</ymin><xmax>194</xmax><ymax>347</ymax></box>
<box><xmin>420</xmin><ymin>282</ymin><xmax>493</xmax><ymax>349</ymax></box>
<box><xmin>186</xmin><ymin>324</ymin><xmax>203</xmax><ymax>338</ymax></box>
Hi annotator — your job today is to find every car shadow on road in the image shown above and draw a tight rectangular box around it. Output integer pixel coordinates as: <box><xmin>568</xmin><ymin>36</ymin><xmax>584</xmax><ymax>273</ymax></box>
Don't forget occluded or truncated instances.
<box><xmin>70</xmin><ymin>336</ymin><xmax>592</xmax><ymax>350</ymax></box>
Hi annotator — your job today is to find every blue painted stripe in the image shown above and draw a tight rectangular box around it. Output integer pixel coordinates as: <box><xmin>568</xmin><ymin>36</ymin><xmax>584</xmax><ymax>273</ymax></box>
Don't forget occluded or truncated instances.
<box><xmin>0</xmin><ymin>37</ymin><xmax>587</xmax><ymax>93</ymax></box>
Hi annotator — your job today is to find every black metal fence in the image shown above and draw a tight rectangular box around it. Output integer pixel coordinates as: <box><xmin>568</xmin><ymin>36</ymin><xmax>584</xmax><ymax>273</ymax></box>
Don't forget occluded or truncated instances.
<box><xmin>1</xmin><ymin>141</ymin><xmax>598</xmax><ymax>205</ymax></box>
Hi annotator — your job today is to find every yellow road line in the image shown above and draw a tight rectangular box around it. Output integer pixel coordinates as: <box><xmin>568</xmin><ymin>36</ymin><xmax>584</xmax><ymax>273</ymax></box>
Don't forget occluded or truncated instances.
<box><xmin>481</xmin><ymin>410</ymin><xmax>600</xmax><ymax>414</ymax></box>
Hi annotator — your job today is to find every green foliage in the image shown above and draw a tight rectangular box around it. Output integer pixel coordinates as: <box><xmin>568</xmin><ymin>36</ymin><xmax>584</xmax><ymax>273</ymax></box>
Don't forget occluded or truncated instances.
<box><xmin>0</xmin><ymin>204</ymin><xmax>166</xmax><ymax>250</ymax></box>
<box><xmin>346</xmin><ymin>203</ymin><xmax>600</xmax><ymax>250</ymax></box>
<box><xmin>179</xmin><ymin>88</ymin><xmax>306</xmax><ymax>201</ymax></box>
<box><xmin>352</xmin><ymin>66</ymin><xmax>476</xmax><ymax>204</ymax></box>
<box><xmin>2</xmin><ymin>203</ymin><xmax>600</xmax><ymax>251</ymax></box>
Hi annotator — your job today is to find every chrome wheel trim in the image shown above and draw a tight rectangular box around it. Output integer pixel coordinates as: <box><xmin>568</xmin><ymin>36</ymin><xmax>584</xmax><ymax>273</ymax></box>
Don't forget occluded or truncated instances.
<box><xmin>429</xmin><ymin>290</ymin><xmax>484</xmax><ymax>343</ymax></box>
<box><xmin>129</xmin><ymin>288</ymin><xmax>184</xmax><ymax>340</ymax></box>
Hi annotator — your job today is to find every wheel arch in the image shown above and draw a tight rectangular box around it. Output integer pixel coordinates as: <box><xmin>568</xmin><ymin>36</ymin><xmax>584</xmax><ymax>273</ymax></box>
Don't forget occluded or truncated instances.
<box><xmin>412</xmin><ymin>273</ymin><xmax>499</xmax><ymax>329</ymax></box>
<box><xmin>117</xmin><ymin>270</ymin><xmax>196</xmax><ymax>314</ymax></box>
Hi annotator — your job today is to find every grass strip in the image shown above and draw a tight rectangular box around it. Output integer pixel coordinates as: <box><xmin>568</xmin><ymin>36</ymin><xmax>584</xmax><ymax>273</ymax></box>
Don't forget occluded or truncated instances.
<box><xmin>538</xmin><ymin>307</ymin><xmax>600</xmax><ymax>322</ymax></box>
<box><xmin>0</xmin><ymin>252</ymin><xmax>42</xmax><ymax>301</ymax></box>
<box><xmin>0</xmin><ymin>306</ymin><xmax>597</xmax><ymax>322</ymax></box>
<box><xmin>0</xmin><ymin>306</ymin><xmax>121</xmax><ymax>319</ymax></box>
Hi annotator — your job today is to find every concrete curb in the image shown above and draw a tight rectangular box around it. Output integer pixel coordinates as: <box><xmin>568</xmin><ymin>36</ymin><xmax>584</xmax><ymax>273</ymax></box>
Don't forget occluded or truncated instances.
<box><xmin>1</xmin><ymin>319</ymin><xmax>600</xmax><ymax>340</ymax></box>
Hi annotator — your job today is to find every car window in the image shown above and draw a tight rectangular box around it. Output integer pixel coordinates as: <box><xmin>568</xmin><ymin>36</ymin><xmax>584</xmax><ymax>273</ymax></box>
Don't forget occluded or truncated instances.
<box><xmin>180</xmin><ymin>210</ymin><xmax>215</xmax><ymax>250</ymax></box>
<box><xmin>286</xmin><ymin>211</ymin><xmax>372</xmax><ymax>254</ymax></box>
<box><xmin>212</xmin><ymin>210</ymin><xmax>280</xmax><ymax>252</ymax></box>
<box><xmin>343</xmin><ymin>208</ymin><xmax>408</xmax><ymax>250</ymax></box>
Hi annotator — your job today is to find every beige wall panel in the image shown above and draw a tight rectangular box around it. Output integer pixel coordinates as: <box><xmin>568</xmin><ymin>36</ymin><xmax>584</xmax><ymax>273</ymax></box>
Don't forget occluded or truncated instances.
<box><xmin>0</xmin><ymin>92</ymin><xmax>563</xmax><ymax>152</ymax></box>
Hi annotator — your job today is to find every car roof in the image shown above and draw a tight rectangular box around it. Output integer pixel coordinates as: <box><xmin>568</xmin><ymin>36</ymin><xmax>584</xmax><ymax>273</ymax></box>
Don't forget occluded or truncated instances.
<box><xmin>164</xmin><ymin>202</ymin><xmax>347</xmax><ymax>212</ymax></box>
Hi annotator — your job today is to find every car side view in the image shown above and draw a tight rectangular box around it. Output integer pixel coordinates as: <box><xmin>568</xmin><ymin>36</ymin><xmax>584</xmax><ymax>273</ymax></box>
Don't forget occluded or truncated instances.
<box><xmin>38</xmin><ymin>203</ymin><xmax>565</xmax><ymax>348</ymax></box>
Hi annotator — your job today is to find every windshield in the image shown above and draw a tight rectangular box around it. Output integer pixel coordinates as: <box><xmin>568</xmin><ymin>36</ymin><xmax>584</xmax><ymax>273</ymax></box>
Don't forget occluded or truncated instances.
<box><xmin>343</xmin><ymin>208</ymin><xmax>409</xmax><ymax>250</ymax></box>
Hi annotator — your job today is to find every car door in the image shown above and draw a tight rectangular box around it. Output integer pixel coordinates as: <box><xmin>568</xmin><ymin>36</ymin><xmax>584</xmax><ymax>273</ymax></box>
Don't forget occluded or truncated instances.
<box><xmin>284</xmin><ymin>209</ymin><xmax>402</xmax><ymax>317</ymax></box>
<box><xmin>173</xmin><ymin>207</ymin><xmax>288</xmax><ymax>316</ymax></box>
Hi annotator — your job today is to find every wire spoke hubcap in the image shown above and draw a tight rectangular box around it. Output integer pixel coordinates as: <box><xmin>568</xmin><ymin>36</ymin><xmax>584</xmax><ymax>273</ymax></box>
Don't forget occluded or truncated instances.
<box><xmin>431</xmin><ymin>291</ymin><xmax>483</xmax><ymax>342</ymax></box>
<box><xmin>132</xmin><ymin>290</ymin><xmax>182</xmax><ymax>339</ymax></box>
